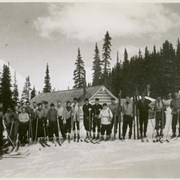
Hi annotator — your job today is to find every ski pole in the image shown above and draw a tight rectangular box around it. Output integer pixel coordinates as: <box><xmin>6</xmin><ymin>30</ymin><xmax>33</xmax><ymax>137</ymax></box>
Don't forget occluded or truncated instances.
<box><xmin>89</xmin><ymin>108</ymin><xmax>92</xmax><ymax>139</ymax></box>
<box><xmin>118</xmin><ymin>90</ymin><xmax>122</xmax><ymax>140</ymax></box>
<box><xmin>57</xmin><ymin>117</ymin><xmax>62</xmax><ymax>143</ymax></box>
<box><xmin>43</xmin><ymin>120</ymin><xmax>47</xmax><ymax>139</ymax></box>
<box><xmin>35</xmin><ymin>118</ymin><xmax>39</xmax><ymax>142</ymax></box>
<box><xmin>9</xmin><ymin>119</ymin><xmax>14</xmax><ymax>138</ymax></box>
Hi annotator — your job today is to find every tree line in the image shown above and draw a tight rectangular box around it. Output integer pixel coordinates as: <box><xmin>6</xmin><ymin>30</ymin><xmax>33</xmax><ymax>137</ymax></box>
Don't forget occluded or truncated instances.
<box><xmin>73</xmin><ymin>31</ymin><xmax>180</xmax><ymax>98</ymax></box>
<box><xmin>0</xmin><ymin>63</ymin><xmax>52</xmax><ymax>111</ymax></box>
<box><xmin>0</xmin><ymin>31</ymin><xmax>180</xmax><ymax>111</ymax></box>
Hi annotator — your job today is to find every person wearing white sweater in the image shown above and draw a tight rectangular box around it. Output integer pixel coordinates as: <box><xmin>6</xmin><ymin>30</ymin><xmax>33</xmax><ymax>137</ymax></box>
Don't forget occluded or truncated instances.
<box><xmin>19</xmin><ymin>107</ymin><xmax>29</xmax><ymax>145</ymax></box>
<box><xmin>100</xmin><ymin>103</ymin><xmax>113</xmax><ymax>141</ymax></box>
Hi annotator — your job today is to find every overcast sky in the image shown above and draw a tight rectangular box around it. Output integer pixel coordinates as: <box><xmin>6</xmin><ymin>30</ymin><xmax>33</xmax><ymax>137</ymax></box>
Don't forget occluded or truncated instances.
<box><xmin>0</xmin><ymin>3</ymin><xmax>180</xmax><ymax>92</ymax></box>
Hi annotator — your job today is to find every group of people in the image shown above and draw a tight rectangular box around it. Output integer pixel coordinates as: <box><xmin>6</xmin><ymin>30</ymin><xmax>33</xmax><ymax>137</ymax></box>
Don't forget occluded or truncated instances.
<box><xmin>0</xmin><ymin>90</ymin><xmax>180</xmax><ymax>157</ymax></box>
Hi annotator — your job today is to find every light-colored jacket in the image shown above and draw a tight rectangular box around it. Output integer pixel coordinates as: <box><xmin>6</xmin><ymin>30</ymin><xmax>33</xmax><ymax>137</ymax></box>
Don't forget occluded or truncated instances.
<box><xmin>19</xmin><ymin>113</ymin><xmax>29</xmax><ymax>123</ymax></box>
<box><xmin>71</xmin><ymin>103</ymin><xmax>80</xmax><ymax>122</ymax></box>
<box><xmin>100</xmin><ymin>108</ymin><xmax>113</xmax><ymax>125</ymax></box>
<box><xmin>123</xmin><ymin>101</ymin><xmax>133</xmax><ymax>117</ymax></box>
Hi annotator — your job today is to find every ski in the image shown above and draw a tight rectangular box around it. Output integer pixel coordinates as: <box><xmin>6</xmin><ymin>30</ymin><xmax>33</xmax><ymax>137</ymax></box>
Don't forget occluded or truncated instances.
<box><xmin>3</xmin><ymin>150</ymin><xmax>30</xmax><ymax>158</ymax></box>
<box><xmin>84</xmin><ymin>138</ymin><xmax>90</xmax><ymax>143</ymax></box>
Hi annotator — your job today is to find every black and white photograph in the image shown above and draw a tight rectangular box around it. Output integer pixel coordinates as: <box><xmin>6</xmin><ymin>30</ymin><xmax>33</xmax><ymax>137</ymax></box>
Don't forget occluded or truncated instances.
<box><xmin>0</xmin><ymin>0</ymin><xmax>180</xmax><ymax>178</ymax></box>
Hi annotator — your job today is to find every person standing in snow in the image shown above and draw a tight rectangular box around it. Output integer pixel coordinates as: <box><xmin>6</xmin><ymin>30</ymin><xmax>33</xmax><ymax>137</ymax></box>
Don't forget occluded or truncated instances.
<box><xmin>122</xmin><ymin>96</ymin><xmax>133</xmax><ymax>139</ymax></box>
<box><xmin>43</xmin><ymin>101</ymin><xmax>49</xmax><ymax>138</ymax></box>
<box><xmin>47</xmin><ymin>103</ymin><xmax>58</xmax><ymax>138</ymax></box>
<box><xmin>100</xmin><ymin>103</ymin><xmax>113</xmax><ymax>141</ymax></box>
<box><xmin>71</xmin><ymin>98</ymin><xmax>81</xmax><ymax>142</ymax></box>
<box><xmin>9</xmin><ymin>105</ymin><xmax>20</xmax><ymax>143</ymax></box>
<box><xmin>63</xmin><ymin>101</ymin><xmax>72</xmax><ymax>142</ymax></box>
<box><xmin>19</xmin><ymin>107</ymin><xmax>29</xmax><ymax>145</ymax></box>
<box><xmin>35</xmin><ymin>103</ymin><xmax>45</xmax><ymax>140</ymax></box>
<box><xmin>4</xmin><ymin>106</ymin><xmax>13</xmax><ymax>135</ymax></box>
<box><xmin>25</xmin><ymin>101</ymin><xmax>35</xmax><ymax>141</ymax></box>
<box><xmin>137</xmin><ymin>93</ymin><xmax>151</xmax><ymax>138</ymax></box>
<box><xmin>57</xmin><ymin>101</ymin><xmax>66</xmax><ymax>140</ymax></box>
<box><xmin>109</xmin><ymin>98</ymin><xmax>119</xmax><ymax>139</ymax></box>
<box><xmin>83</xmin><ymin>98</ymin><xmax>93</xmax><ymax>139</ymax></box>
<box><xmin>149</xmin><ymin>95</ymin><xmax>168</xmax><ymax>138</ymax></box>
<box><xmin>92</xmin><ymin>98</ymin><xmax>103</xmax><ymax>140</ymax></box>
<box><xmin>170</xmin><ymin>91</ymin><xmax>180</xmax><ymax>138</ymax></box>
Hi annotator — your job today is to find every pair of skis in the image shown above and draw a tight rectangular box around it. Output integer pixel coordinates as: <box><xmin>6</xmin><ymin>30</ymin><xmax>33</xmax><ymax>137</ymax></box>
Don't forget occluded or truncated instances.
<box><xmin>3</xmin><ymin>149</ymin><xmax>30</xmax><ymax>158</ymax></box>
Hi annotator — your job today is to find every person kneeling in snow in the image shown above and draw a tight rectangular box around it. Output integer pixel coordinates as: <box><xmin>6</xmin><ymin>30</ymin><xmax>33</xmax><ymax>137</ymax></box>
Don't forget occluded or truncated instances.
<box><xmin>100</xmin><ymin>103</ymin><xmax>113</xmax><ymax>141</ymax></box>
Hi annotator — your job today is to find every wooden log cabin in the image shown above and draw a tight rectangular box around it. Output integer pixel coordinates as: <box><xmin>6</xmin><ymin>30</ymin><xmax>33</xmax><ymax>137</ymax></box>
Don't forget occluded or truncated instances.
<box><xmin>30</xmin><ymin>85</ymin><xmax>119</xmax><ymax>120</ymax></box>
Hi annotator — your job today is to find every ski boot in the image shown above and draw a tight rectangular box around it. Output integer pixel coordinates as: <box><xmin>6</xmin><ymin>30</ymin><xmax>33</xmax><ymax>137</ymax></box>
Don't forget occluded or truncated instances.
<box><xmin>105</xmin><ymin>136</ymin><xmax>110</xmax><ymax>141</ymax></box>
<box><xmin>74</xmin><ymin>134</ymin><xmax>76</xmax><ymax>142</ymax></box>
<box><xmin>171</xmin><ymin>134</ymin><xmax>176</xmax><ymax>139</ymax></box>
<box><xmin>77</xmin><ymin>134</ymin><xmax>80</xmax><ymax>143</ymax></box>
<box><xmin>68</xmin><ymin>135</ymin><xmax>70</xmax><ymax>143</ymax></box>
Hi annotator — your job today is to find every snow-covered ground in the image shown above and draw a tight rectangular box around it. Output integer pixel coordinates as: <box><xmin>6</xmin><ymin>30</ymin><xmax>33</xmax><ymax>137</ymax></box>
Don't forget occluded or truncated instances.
<box><xmin>1</xmin><ymin>107</ymin><xmax>180</xmax><ymax>178</ymax></box>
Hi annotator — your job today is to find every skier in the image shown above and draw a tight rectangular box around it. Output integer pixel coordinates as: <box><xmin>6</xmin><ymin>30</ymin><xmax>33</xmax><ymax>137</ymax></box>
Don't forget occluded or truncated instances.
<box><xmin>0</xmin><ymin>108</ymin><xmax>4</xmax><ymax>160</ymax></box>
<box><xmin>9</xmin><ymin>105</ymin><xmax>20</xmax><ymax>143</ymax></box>
<box><xmin>82</xmin><ymin>98</ymin><xmax>93</xmax><ymax>139</ymax></box>
<box><xmin>122</xmin><ymin>96</ymin><xmax>133</xmax><ymax>139</ymax></box>
<box><xmin>47</xmin><ymin>103</ymin><xmax>58</xmax><ymax>138</ymax></box>
<box><xmin>170</xmin><ymin>91</ymin><xmax>180</xmax><ymax>138</ymax></box>
<box><xmin>35</xmin><ymin>103</ymin><xmax>45</xmax><ymax>141</ymax></box>
<box><xmin>63</xmin><ymin>101</ymin><xmax>72</xmax><ymax>142</ymax></box>
<box><xmin>137</xmin><ymin>93</ymin><xmax>151</xmax><ymax>138</ymax></box>
<box><xmin>100</xmin><ymin>103</ymin><xmax>113</xmax><ymax>141</ymax></box>
<box><xmin>57</xmin><ymin>101</ymin><xmax>66</xmax><ymax>140</ymax></box>
<box><xmin>109</xmin><ymin>98</ymin><xmax>119</xmax><ymax>139</ymax></box>
<box><xmin>4</xmin><ymin>106</ymin><xmax>13</xmax><ymax>135</ymax></box>
<box><xmin>19</xmin><ymin>107</ymin><xmax>29</xmax><ymax>146</ymax></box>
<box><xmin>25</xmin><ymin>101</ymin><xmax>35</xmax><ymax>141</ymax></box>
<box><xmin>33</xmin><ymin>102</ymin><xmax>38</xmax><ymax>112</ymax></box>
<box><xmin>92</xmin><ymin>98</ymin><xmax>103</xmax><ymax>140</ymax></box>
<box><xmin>149</xmin><ymin>96</ymin><xmax>168</xmax><ymax>139</ymax></box>
<box><xmin>72</xmin><ymin>98</ymin><xmax>80</xmax><ymax>142</ymax></box>
<box><xmin>43</xmin><ymin>101</ymin><xmax>49</xmax><ymax>138</ymax></box>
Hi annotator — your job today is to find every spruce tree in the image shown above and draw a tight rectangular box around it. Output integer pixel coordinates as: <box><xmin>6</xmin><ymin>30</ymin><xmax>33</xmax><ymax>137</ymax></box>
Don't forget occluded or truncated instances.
<box><xmin>73</xmin><ymin>48</ymin><xmax>85</xmax><ymax>89</ymax></box>
<box><xmin>92</xmin><ymin>43</ymin><xmax>102</xmax><ymax>86</ymax></box>
<box><xmin>1</xmin><ymin>64</ymin><xmax>13</xmax><ymax>111</ymax></box>
<box><xmin>21</xmin><ymin>76</ymin><xmax>31</xmax><ymax>103</ymax></box>
<box><xmin>31</xmin><ymin>86</ymin><xmax>36</xmax><ymax>99</ymax></box>
<box><xmin>43</xmin><ymin>63</ymin><xmax>51</xmax><ymax>93</ymax></box>
<box><xmin>0</xmin><ymin>71</ymin><xmax>2</xmax><ymax>103</ymax></box>
<box><xmin>175</xmin><ymin>38</ymin><xmax>180</xmax><ymax>91</ymax></box>
<box><xmin>102</xmin><ymin>31</ymin><xmax>112</xmax><ymax>86</ymax></box>
<box><xmin>12</xmin><ymin>72</ymin><xmax>19</xmax><ymax>105</ymax></box>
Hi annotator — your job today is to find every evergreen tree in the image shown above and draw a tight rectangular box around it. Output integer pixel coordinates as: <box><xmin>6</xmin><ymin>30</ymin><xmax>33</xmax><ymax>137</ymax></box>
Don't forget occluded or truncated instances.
<box><xmin>0</xmin><ymin>71</ymin><xmax>2</xmax><ymax>103</ymax></box>
<box><xmin>21</xmin><ymin>76</ymin><xmax>31</xmax><ymax>103</ymax></box>
<box><xmin>43</xmin><ymin>63</ymin><xmax>51</xmax><ymax>93</ymax></box>
<box><xmin>73</xmin><ymin>48</ymin><xmax>85</xmax><ymax>89</ymax></box>
<box><xmin>31</xmin><ymin>86</ymin><xmax>36</xmax><ymax>99</ymax></box>
<box><xmin>1</xmin><ymin>64</ymin><xmax>13</xmax><ymax>111</ymax></box>
<box><xmin>102</xmin><ymin>31</ymin><xmax>112</xmax><ymax>86</ymax></box>
<box><xmin>175</xmin><ymin>38</ymin><xmax>180</xmax><ymax>91</ymax></box>
<box><xmin>92</xmin><ymin>43</ymin><xmax>102</xmax><ymax>86</ymax></box>
<box><xmin>12</xmin><ymin>72</ymin><xmax>19</xmax><ymax>105</ymax></box>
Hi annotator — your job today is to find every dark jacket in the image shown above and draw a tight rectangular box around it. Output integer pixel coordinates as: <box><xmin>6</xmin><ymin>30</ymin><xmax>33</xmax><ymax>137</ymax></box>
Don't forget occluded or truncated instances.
<box><xmin>83</xmin><ymin>103</ymin><xmax>93</xmax><ymax>118</ymax></box>
<box><xmin>92</xmin><ymin>104</ymin><xmax>103</xmax><ymax>117</ymax></box>
<box><xmin>137</xmin><ymin>99</ymin><xmax>150</xmax><ymax>115</ymax></box>
<box><xmin>0</xmin><ymin>116</ymin><xmax>3</xmax><ymax>131</ymax></box>
<box><xmin>26</xmin><ymin>107</ymin><xmax>35</xmax><ymax>119</ymax></box>
<box><xmin>9</xmin><ymin>111</ymin><xmax>19</xmax><ymax>125</ymax></box>
<box><xmin>47</xmin><ymin>109</ymin><xmax>58</xmax><ymax>122</ymax></box>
